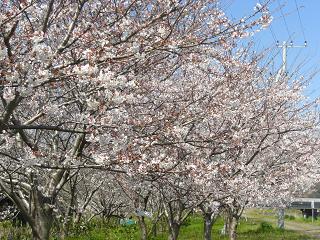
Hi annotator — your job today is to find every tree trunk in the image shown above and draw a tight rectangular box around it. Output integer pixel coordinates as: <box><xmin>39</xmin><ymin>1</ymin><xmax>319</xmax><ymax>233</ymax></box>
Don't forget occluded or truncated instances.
<box><xmin>203</xmin><ymin>215</ymin><xmax>214</xmax><ymax>240</ymax></box>
<box><xmin>221</xmin><ymin>214</ymin><xmax>229</xmax><ymax>236</ymax></box>
<box><xmin>31</xmin><ymin>210</ymin><xmax>53</xmax><ymax>240</ymax></box>
<box><xmin>138</xmin><ymin>216</ymin><xmax>148</xmax><ymax>240</ymax></box>
<box><xmin>168</xmin><ymin>222</ymin><xmax>180</xmax><ymax>240</ymax></box>
<box><xmin>228</xmin><ymin>216</ymin><xmax>238</xmax><ymax>240</ymax></box>
<box><xmin>62</xmin><ymin>180</ymin><xmax>77</xmax><ymax>239</ymax></box>
<box><xmin>151</xmin><ymin>223</ymin><xmax>157</xmax><ymax>237</ymax></box>
<box><xmin>277</xmin><ymin>208</ymin><xmax>285</xmax><ymax>229</ymax></box>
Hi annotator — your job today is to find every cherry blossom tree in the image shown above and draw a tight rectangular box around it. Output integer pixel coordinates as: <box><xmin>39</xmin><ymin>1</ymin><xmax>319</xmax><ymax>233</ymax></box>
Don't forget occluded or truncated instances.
<box><xmin>141</xmin><ymin>48</ymin><xmax>320</xmax><ymax>240</ymax></box>
<box><xmin>113</xmin><ymin>174</ymin><xmax>157</xmax><ymax>240</ymax></box>
<box><xmin>89</xmin><ymin>175</ymin><xmax>130</xmax><ymax>225</ymax></box>
<box><xmin>199</xmin><ymin>67</ymin><xmax>320</xmax><ymax>240</ymax></box>
<box><xmin>54</xmin><ymin>169</ymin><xmax>107</xmax><ymax>237</ymax></box>
<box><xmin>0</xmin><ymin>1</ymin><xmax>281</xmax><ymax>239</ymax></box>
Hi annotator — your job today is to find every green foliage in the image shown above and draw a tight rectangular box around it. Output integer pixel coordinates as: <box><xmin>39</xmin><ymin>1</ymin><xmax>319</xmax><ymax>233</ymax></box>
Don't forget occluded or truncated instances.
<box><xmin>0</xmin><ymin>221</ymin><xmax>31</xmax><ymax>240</ymax></box>
<box><xmin>64</xmin><ymin>228</ymin><xmax>106</xmax><ymax>240</ymax></box>
<box><xmin>0</xmin><ymin>214</ymin><xmax>316</xmax><ymax>240</ymax></box>
<box><xmin>62</xmin><ymin>216</ymin><xmax>313</xmax><ymax>240</ymax></box>
<box><xmin>256</xmin><ymin>222</ymin><xmax>274</xmax><ymax>232</ymax></box>
<box><xmin>106</xmin><ymin>225</ymin><xmax>139</xmax><ymax>240</ymax></box>
<box><xmin>285</xmin><ymin>214</ymin><xmax>296</xmax><ymax>220</ymax></box>
<box><xmin>181</xmin><ymin>217</ymin><xmax>192</xmax><ymax>227</ymax></box>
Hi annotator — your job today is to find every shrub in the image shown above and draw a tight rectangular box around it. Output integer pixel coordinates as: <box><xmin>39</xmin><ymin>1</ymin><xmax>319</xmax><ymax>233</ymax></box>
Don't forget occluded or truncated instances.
<box><xmin>285</xmin><ymin>214</ymin><xmax>295</xmax><ymax>220</ymax></box>
<box><xmin>257</xmin><ymin>222</ymin><xmax>274</xmax><ymax>232</ymax></box>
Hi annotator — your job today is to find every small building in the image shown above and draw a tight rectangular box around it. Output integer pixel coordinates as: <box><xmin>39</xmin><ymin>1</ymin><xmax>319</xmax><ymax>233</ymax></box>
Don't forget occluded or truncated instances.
<box><xmin>290</xmin><ymin>198</ymin><xmax>320</xmax><ymax>221</ymax></box>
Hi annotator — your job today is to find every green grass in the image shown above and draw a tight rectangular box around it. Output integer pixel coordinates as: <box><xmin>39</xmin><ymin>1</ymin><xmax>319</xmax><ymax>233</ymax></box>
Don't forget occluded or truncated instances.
<box><xmin>0</xmin><ymin>213</ymin><xmax>315</xmax><ymax>240</ymax></box>
<box><xmin>0</xmin><ymin>221</ymin><xmax>32</xmax><ymax>240</ymax></box>
<box><xmin>245</xmin><ymin>208</ymin><xmax>320</xmax><ymax>226</ymax></box>
<box><xmin>63</xmin><ymin>215</ymin><xmax>314</xmax><ymax>240</ymax></box>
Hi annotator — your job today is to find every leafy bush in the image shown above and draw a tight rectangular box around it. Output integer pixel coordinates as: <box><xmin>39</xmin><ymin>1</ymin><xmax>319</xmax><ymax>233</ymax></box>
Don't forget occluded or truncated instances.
<box><xmin>257</xmin><ymin>222</ymin><xmax>274</xmax><ymax>232</ymax></box>
<box><xmin>0</xmin><ymin>221</ymin><xmax>32</xmax><ymax>240</ymax></box>
<box><xmin>181</xmin><ymin>217</ymin><xmax>192</xmax><ymax>227</ymax></box>
<box><xmin>285</xmin><ymin>215</ymin><xmax>295</xmax><ymax>220</ymax></box>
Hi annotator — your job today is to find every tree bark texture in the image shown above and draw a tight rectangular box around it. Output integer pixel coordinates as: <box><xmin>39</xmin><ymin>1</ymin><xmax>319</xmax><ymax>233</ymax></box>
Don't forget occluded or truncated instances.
<box><xmin>168</xmin><ymin>222</ymin><xmax>180</xmax><ymax>240</ymax></box>
<box><xmin>203</xmin><ymin>214</ymin><xmax>215</xmax><ymax>240</ymax></box>
<box><xmin>228</xmin><ymin>216</ymin><xmax>239</xmax><ymax>240</ymax></box>
<box><xmin>138</xmin><ymin>216</ymin><xmax>148</xmax><ymax>240</ymax></box>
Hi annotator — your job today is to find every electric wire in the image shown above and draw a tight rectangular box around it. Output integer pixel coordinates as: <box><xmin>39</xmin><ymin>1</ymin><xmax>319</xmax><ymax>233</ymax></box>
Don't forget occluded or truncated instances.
<box><xmin>269</xmin><ymin>25</ymin><xmax>277</xmax><ymax>43</ymax></box>
<box><xmin>294</xmin><ymin>0</ymin><xmax>306</xmax><ymax>41</ymax></box>
<box><xmin>277</xmin><ymin>0</ymin><xmax>291</xmax><ymax>40</ymax></box>
<box><xmin>258</xmin><ymin>0</ymin><xmax>278</xmax><ymax>44</ymax></box>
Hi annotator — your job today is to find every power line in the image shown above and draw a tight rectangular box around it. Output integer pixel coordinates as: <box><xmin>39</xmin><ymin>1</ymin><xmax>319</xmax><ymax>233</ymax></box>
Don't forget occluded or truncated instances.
<box><xmin>277</xmin><ymin>0</ymin><xmax>291</xmax><ymax>40</ymax></box>
<box><xmin>257</xmin><ymin>0</ymin><xmax>277</xmax><ymax>44</ymax></box>
<box><xmin>294</xmin><ymin>0</ymin><xmax>306</xmax><ymax>41</ymax></box>
<box><xmin>269</xmin><ymin>25</ymin><xmax>277</xmax><ymax>43</ymax></box>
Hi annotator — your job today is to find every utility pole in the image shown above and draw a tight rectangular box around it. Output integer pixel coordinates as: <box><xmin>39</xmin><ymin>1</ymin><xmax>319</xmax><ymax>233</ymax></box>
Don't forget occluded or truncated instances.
<box><xmin>276</xmin><ymin>40</ymin><xmax>307</xmax><ymax>230</ymax></box>
<box><xmin>276</xmin><ymin>40</ymin><xmax>307</xmax><ymax>76</ymax></box>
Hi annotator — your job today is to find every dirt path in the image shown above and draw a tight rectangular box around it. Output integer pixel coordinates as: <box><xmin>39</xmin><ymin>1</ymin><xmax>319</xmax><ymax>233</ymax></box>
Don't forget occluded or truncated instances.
<box><xmin>280</xmin><ymin>220</ymin><xmax>320</xmax><ymax>238</ymax></box>
<box><xmin>244</xmin><ymin>209</ymin><xmax>320</xmax><ymax>239</ymax></box>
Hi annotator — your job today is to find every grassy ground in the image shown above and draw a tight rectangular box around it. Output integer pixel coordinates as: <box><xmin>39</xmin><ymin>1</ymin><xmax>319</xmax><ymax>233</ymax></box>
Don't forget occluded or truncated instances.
<box><xmin>0</xmin><ymin>211</ymin><xmax>317</xmax><ymax>239</ymax></box>
<box><xmin>244</xmin><ymin>208</ymin><xmax>320</xmax><ymax>239</ymax></box>
<box><xmin>64</xmin><ymin>215</ymin><xmax>314</xmax><ymax>240</ymax></box>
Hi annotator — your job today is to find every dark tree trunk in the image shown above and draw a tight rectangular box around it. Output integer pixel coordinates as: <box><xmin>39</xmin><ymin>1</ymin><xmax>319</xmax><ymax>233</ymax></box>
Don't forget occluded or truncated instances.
<box><xmin>203</xmin><ymin>214</ymin><xmax>214</xmax><ymax>240</ymax></box>
<box><xmin>277</xmin><ymin>208</ymin><xmax>285</xmax><ymax>229</ymax></box>
<box><xmin>228</xmin><ymin>215</ymin><xmax>239</xmax><ymax>240</ymax></box>
<box><xmin>30</xmin><ymin>205</ymin><xmax>53</xmax><ymax>240</ymax></box>
<box><xmin>137</xmin><ymin>216</ymin><xmax>148</xmax><ymax>240</ymax></box>
<box><xmin>168</xmin><ymin>222</ymin><xmax>180</xmax><ymax>240</ymax></box>
<box><xmin>151</xmin><ymin>223</ymin><xmax>157</xmax><ymax>237</ymax></box>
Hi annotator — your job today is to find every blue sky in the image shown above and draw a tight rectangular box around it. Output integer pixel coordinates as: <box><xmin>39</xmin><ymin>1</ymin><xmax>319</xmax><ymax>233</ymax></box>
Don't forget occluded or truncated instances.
<box><xmin>224</xmin><ymin>0</ymin><xmax>320</xmax><ymax>99</ymax></box>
